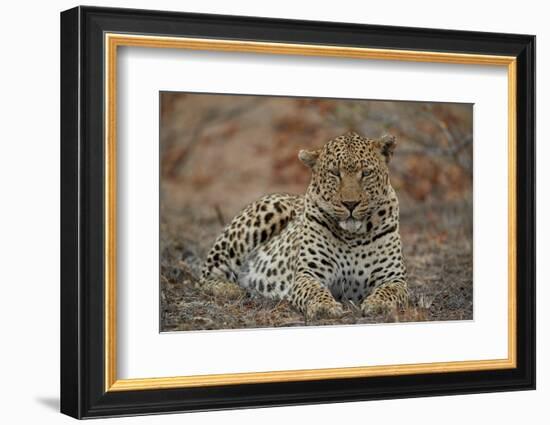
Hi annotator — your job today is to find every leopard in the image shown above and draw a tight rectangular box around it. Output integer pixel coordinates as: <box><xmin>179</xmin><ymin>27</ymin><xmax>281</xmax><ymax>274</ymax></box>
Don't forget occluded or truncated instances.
<box><xmin>199</xmin><ymin>131</ymin><xmax>408</xmax><ymax>319</ymax></box>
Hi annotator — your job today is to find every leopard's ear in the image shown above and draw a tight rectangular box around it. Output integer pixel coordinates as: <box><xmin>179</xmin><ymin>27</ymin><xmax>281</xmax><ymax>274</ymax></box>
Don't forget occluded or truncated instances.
<box><xmin>377</xmin><ymin>134</ymin><xmax>396</xmax><ymax>163</ymax></box>
<box><xmin>298</xmin><ymin>149</ymin><xmax>319</xmax><ymax>168</ymax></box>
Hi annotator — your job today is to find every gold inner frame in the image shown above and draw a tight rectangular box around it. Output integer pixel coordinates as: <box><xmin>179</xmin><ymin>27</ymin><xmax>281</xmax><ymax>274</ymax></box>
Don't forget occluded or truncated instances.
<box><xmin>104</xmin><ymin>33</ymin><xmax>517</xmax><ymax>392</ymax></box>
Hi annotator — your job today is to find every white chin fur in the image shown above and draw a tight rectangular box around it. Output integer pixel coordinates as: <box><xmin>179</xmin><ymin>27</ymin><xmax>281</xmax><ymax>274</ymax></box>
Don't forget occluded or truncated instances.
<box><xmin>339</xmin><ymin>219</ymin><xmax>363</xmax><ymax>233</ymax></box>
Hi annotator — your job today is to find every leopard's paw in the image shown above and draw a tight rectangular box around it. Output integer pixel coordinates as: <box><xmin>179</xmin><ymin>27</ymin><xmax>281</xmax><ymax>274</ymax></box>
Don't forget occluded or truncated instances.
<box><xmin>201</xmin><ymin>278</ymin><xmax>246</xmax><ymax>300</ymax></box>
<box><xmin>361</xmin><ymin>296</ymin><xmax>393</xmax><ymax>317</ymax></box>
<box><xmin>306</xmin><ymin>299</ymin><xmax>344</xmax><ymax>320</ymax></box>
<box><xmin>361</xmin><ymin>282</ymin><xmax>408</xmax><ymax>316</ymax></box>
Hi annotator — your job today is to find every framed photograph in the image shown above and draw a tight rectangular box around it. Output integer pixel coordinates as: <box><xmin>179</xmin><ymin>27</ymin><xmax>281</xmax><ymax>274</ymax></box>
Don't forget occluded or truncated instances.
<box><xmin>60</xmin><ymin>6</ymin><xmax>535</xmax><ymax>419</ymax></box>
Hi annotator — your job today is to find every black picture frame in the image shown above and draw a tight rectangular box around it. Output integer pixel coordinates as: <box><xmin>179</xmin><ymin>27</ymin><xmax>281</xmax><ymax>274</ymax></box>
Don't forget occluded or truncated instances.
<box><xmin>60</xmin><ymin>5</ymin><xmax>535</xmax><ymax>419</ymax></box>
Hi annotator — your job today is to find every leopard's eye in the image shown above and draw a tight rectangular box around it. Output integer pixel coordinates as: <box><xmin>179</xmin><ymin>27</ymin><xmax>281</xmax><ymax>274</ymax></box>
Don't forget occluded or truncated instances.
<box><xmin>362</xmin><ymin>169</ymin><xmax>372</xmax><ymax>178</ymax></box>
<box><xmin>329</xmin><ymin>169</ymin><xmax>340</xmax><ymax>177</ymax></box>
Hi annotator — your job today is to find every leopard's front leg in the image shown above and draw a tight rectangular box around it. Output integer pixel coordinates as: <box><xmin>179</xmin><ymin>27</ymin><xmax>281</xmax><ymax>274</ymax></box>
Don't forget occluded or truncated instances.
<box><xmin>289</xmin><ymin>274</ymin><xmax>344</xmax><ymax>319</ymax></box>
<box><xmin>361</xmin><ymin>281</ymin><xmax>408</xmax><ymax>316</ymax></box>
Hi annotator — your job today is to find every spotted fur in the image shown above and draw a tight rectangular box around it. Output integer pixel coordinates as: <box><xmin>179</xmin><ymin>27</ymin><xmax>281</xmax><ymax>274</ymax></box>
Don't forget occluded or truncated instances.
<box><xmin>200</xmin><ymin>131</ymin><xmax>408</xmax><ymax>318</ymax></box>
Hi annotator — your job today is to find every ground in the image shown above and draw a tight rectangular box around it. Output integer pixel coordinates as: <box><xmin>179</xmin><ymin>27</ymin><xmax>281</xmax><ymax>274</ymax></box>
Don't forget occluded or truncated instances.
<box><xmin>159</xmin><ymin>94</ymin><xmax>473</xmax><ymax>332</ymax></box>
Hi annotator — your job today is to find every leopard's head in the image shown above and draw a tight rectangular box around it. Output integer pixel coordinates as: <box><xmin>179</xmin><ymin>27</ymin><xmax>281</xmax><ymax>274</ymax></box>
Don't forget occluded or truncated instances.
<box><xmin>299</xmin><ymin>131</ymin><xmax>396</xmax><ymax>233</ymax></box>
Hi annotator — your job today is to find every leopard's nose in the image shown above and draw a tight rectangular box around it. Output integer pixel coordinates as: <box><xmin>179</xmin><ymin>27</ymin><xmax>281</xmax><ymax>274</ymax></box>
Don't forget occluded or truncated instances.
<box><xmin>342</xmin><ymin>201</ymin><xmax>359</xmax><ymax>213</ymax></box>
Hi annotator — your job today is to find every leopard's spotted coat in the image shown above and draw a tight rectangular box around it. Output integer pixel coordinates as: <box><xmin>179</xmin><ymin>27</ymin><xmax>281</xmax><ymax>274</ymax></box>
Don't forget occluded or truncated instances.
<box><xmin>200</xmin><ymin>132</ymin><xmax>408</xmax><ymax>318</ymax></box>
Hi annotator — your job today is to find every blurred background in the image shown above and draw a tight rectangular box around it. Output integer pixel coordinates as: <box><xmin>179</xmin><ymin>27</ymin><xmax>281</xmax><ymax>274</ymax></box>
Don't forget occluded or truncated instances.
<box><xmin>160</xmin><ymin>93</ymin><xmax>473</xmax><ymax>331</ymax></box>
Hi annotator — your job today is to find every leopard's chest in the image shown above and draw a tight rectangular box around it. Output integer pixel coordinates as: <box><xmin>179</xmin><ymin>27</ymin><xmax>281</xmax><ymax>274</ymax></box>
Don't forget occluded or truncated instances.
<box><xmin>327</xmin><ymin>237</ymin><xmax>398</xmax><ymax>302</ymax></box>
